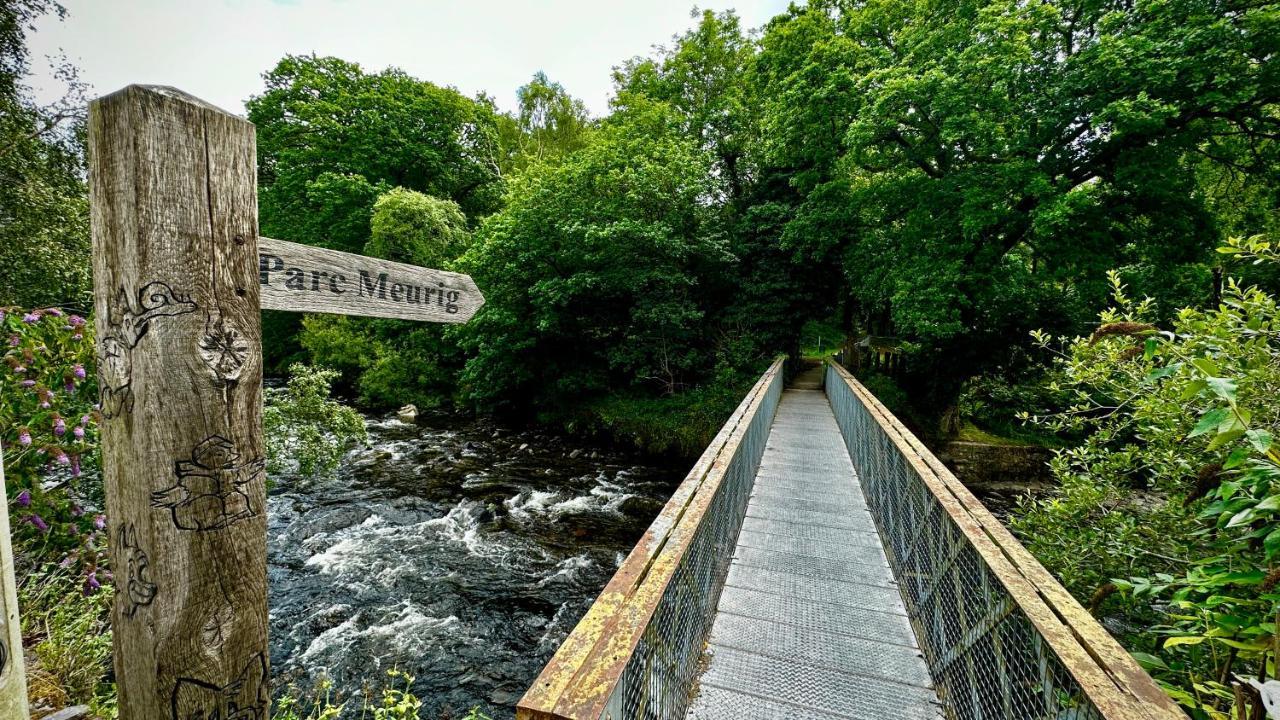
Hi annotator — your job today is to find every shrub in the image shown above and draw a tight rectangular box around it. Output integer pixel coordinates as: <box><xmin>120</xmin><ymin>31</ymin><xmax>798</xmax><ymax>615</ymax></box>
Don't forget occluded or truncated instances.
<box><xmin>1016</xmin><ymin>251</ymin><xmax>1280</xmax><ymax>718</ymax></box>
<box><xmin>264</xmin><ymin>364</ymin><xmax>368</xmax><ymax>479</ymax></box>
<box><xmin>0</xmin><ymin>307</ymin><xmax>105</xmax><ymax>577</ymax></box>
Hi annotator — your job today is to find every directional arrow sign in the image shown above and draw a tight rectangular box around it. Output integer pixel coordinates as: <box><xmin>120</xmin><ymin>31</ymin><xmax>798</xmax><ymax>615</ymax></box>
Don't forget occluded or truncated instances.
<box><xmin>258</xmin><ymin>236</ymin><xmax>484</xmax><ymax>323</ymax></box>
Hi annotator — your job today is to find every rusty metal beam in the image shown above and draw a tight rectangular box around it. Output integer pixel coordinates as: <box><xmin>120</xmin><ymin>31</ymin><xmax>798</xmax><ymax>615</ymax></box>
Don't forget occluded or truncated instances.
<box><xmin>825</xmin><ymin>360</ymin><xmax>1183</xmax><ymax>720</ymax></box>
<box><xmin>516</xmin><ymin>358</ymin><xmax>785</xmax><ymax>720</ymax></box>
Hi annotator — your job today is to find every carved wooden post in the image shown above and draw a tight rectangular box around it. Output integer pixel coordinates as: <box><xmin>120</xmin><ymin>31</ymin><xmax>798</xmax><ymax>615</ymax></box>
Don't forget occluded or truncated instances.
<box><xmin>89</xmin><ymin>86</ymin><xmax>268</xmax><ymax>719</ymax></box>
<box><xmin>0</xmin><ymin>450</ymin><xmax>29</xmax><ymax>719</ymax></box>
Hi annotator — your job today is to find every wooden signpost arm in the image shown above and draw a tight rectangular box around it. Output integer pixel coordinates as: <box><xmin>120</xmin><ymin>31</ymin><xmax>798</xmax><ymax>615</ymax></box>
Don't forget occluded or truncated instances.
<box><xmin>89</xmin><ymin>85</ymin><xmax>269</xmax><ymax>719</ymax></box>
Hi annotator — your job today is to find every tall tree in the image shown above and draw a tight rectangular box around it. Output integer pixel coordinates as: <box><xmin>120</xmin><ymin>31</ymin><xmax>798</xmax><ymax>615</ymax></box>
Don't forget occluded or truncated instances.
<box><xmin>498</xmin><ymin>71</ymin><xmax>593</xmax><ymax>173</ymax></box>
<box><xmin>457</xmin><ymin>99</ymin><xmax>725</xmax><ymax>411</ymax></box>
<box><xmin>248</xmin><ymin>55</ymin><xmax>505</xmax><ymax>251</ymax></box>
<box><xmin>754</xmin><ymin>0</ymin><xmax>1280</xmax><ymax>405</ymax></box>
<box><xmin>0</xmin><ymin>0</ymin><xmax>89</xmax><ymax>308</ymax></box>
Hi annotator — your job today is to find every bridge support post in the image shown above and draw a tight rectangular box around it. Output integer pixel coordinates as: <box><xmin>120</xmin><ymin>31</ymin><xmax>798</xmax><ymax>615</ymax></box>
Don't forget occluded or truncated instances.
<box><xmin>89</xmin><ymin>85</ymin><xmax>269</xmax><ymax>719</ymax></box>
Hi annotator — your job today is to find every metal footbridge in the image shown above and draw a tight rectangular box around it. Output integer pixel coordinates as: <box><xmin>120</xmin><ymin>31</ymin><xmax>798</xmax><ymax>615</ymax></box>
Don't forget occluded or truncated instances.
<box><xmin>518</xmin><ymin>359</ymin><xmax>1185</xmax><ymax>720</ymax></box>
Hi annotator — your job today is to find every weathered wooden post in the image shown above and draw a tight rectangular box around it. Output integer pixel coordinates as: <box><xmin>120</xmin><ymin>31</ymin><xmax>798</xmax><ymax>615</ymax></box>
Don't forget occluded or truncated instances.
<box><xmin>0</xmin><ymin>450</ymin><xmax>30</xmax><ymax>719</ymax></box>
<box><xmin>89</xmin><ymin>86</ymin><xmax>268</xmax><ymax>719</ymax></box>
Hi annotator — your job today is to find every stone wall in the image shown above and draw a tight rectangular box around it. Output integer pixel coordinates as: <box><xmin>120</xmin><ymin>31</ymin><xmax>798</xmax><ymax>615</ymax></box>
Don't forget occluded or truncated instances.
<box><xmin>938</xmin><ymin>440</ymin><xmax>1055</xmax><ymax>493</ymax></box>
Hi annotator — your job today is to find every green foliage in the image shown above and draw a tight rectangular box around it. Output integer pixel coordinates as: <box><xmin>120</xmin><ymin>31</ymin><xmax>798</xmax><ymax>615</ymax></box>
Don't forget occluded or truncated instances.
<box><xmin>264</xmin><ymin>364</ymin><xmax>367</xmax><ymax>479</ymax></box>
<box><xmin>750</xmin><ymin>0</ymin><xmax>1279</xmax><ymax>406</ymax></box>
<box><xmin>367</xmin><ymin>189</ymin><xmax>469</xmax><ymax>268</ymax></box>
<box><xmin>574</xmin><ymin>373</ymin><xmax>756</xmax><ymax>457</ymax></box>
<box><xmin>498</xmin><ymin>71</ymin><xmax>594</xmax><ymax>173</ymax></box>
<box><xmin>250</xmin><ymin>55</ymin><xmax>504</xmax><ymax>241</ymax></box>
<box><xmin>1015</xmin><ymin>262</ymin><xmax>1280</xmax><ymax>718</ymax></box>
<box><xmin>1</xmin><ymin>308</ymin><xmax>105</xmax><ymax>572</ymax></box>
<box><xmin>0</xmin><ymin>1</ymin><xmax>89</xmax><ymax>309</ymax></box>
<box><xmin>20</xmin><ymin>563</ymin><xmax>115</xmax><ymax>716</ymax></box>
<box><xmin>300</xmin><ymin>188</ymin><xmax>471</xmax><ymax>409</ymax></box>
<box><xmin>457</xmin><ymin>98</ymin><xmax>726</xmax><ymax>411</ymax></box>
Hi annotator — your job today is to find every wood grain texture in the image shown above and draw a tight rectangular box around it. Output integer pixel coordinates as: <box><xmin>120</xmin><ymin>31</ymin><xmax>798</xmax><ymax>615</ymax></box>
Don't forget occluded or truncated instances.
<box><xmin>0</xmin><ymin>450</ymin><xmax>29</xmax><ymax>720</ymax></box>
<box><xmin>258</xmin><ymin>236</ymin><xmax>484</xmax><ymax>322</ymax></box>
<box><xmin>89</xmin><ymin>85</ymin><xmax>269</xmax><ymax>720</ymax></box>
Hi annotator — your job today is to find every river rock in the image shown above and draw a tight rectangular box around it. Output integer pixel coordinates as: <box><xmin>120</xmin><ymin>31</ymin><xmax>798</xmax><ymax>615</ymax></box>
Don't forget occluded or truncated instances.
<box><xmin>569</xmin><ymin>448</ymin><xmax>583</xmax><ymax>459</ymax></box>
<box><xmin>397</xmin><ymin>404</ymin><xmax>418</xmax><ymax>423</ymax></box>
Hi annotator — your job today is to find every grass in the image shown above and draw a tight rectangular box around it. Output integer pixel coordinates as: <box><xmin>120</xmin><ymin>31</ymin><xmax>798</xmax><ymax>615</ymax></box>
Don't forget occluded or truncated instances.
<box><xmin>573</xmin><ymin>379</ymin><xmax>754</xmax><ymax>458</ymax></box>
<box><xmin>19</xmin><ymin>563</ymin><xmax>116</xmax><ymax>717</ymax></box>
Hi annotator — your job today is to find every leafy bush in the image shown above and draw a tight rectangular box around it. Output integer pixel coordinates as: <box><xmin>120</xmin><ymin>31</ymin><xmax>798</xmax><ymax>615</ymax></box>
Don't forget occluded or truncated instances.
<box><xmin>0</xmin><ymin>308</ymin><xmax>105</xmax><ymax>577</ymax></box>
<box><xmin>1015</xmin><ymin>252</ymin><xmax>1280</xmax><ymax>718</ymax></box>
<box><xmin>20</xmin><ymin>563</ymin><xmax>115</xmax><ymax>716</ymax></box>
<box><xmin>264</xmin><ymin>364</ymin><xmax>367</xmax><ymax>479</ymax></box>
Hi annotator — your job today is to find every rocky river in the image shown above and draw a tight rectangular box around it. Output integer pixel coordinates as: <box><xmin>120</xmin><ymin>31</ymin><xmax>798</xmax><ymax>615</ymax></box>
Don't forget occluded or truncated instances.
<box><xmin>266</xmin><ymin>411</ymin><xmax>683</xmax><ymax>719</ymax></box>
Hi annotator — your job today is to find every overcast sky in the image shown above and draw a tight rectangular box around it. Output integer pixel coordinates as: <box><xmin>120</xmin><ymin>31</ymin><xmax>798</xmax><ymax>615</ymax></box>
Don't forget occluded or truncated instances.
<box><xmin>27</xmin><ymin>0</ymin><xmax>793</xmax><ymax>118</ymax></box>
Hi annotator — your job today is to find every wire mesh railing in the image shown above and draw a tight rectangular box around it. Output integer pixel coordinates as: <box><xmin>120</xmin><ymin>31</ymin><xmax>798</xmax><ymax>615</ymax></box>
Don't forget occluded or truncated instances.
<box><xmin>516</xmin><ymin>358</ymin><xmax>785</xmax><ymax>720</ymax></box>
<box><xmin>824</xmin><ymin>361</ymin><xmax>1183</xmax><ymax>720</ymax></box>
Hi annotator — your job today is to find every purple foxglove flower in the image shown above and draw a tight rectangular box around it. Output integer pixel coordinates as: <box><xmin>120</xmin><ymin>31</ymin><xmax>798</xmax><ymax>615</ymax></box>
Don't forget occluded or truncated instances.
<box><xmin>21</xmin><ymin>312</ymin><xmax>39</xmax><ymax>324</ymax></box>
<box><xmin>7</xmin><ymin>335</ymin><xmax>18</xmax><ymax>347</ymax></box>
<box><xmin>93</xmin><ymin>514</ymin><xmax>106</xmax><ymax>530</ymax></box>
<box><xmin>70</xmin><ymin>454</ymin><xmax>80</xmax><ymax>477</ymax></box>
<box><xmin>19</xmin><ymin>379</ymin><xmax>34</xmax><ymax>388</ymax></box>
<box><xmin>59</xmin><ymin>555</ymin><xmax>74</xmax><ymax>568</ymax></box>
<box><xmin>53</xmin><ymin>449</ymin><xmax>69</xmax><ymax>465</ymax></box>
<box><xmin>68</xmin><ymin>314</ymin><xmax>84</xmax><ymax>327</ymax></box>
<box><xmin>46</xmin><ymin>308</ymin><xmax>63</xmax><ymax>317</ymax></box>
<box><xmin>71</xmin><ymin>503</ymin><xmax>83</xmax><ymax>517</ymax></box>
<box><xmin>73</xmin><ymin>364</ymin><xmax>86</xmax><ymax>379</ymax></box>
<box><xmin>54</xmin><ymin>418</ymin><xmax>66</xmax><ymax>436</ymax></box>
<box><xmin>16</xmin><ymin>490</ymin><xmax>30</xmax><ymax>507</ymax></box>
<box><xmin>71</xmin><ymin>332</ymin><xmax>82</xmax><ymax>341</ymax></box>
<box><xmin>64</xmin><ymin>380</ymin><xmax>75</xmax><ymax>393</ymax></box>
<box><xmin>0</xmin><ymin>310</ymin><xmax>4</xmax><ymax>323</ymax></box>
<box><xmin>12</xmin><ymin>365</ymin><xmax>24</xmax><ymax>374</ymax></box>
<box><xmin>83</xmin><ymin>571</ymin><xmax>100</xmax><ymax>595</ymax></box>
<box><xmin>73</xmin><ymin>425</ymin><xmax>84</xmax><ymax>440</ymax></box>
<box><xmin>17</xmin><ymin>430</ymin><xmax>31</xmax><ymax>446</ymax></box>
<box><xmin>28</xmin><ymin>515</ymin><xmax>48</xmax><ymax>532</ymax></box>
<box><xmin>80</xmin><ymin>414</ymin><xmax>90</xmax><ymax>426</ymax></box>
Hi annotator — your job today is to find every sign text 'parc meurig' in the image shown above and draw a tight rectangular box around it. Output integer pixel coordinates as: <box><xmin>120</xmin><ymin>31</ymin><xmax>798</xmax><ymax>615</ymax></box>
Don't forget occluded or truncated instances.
<box><xmin>257</xmin><ymin>236</ymin><xmax>484</xmax><ymax>322</ymax></box>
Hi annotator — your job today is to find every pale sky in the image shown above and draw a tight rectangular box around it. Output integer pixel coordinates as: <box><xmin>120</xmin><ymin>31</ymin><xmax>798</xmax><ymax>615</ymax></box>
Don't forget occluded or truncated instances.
<box><xmin>28</xmin><ymin>0</ymin><xmax>793</xmax><ymax>118</ymax></box>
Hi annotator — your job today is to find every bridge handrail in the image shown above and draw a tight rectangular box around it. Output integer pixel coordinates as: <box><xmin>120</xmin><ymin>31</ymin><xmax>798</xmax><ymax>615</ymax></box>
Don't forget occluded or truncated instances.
<box><xmin>516</xmin><ymin>357</ymin><xmax>786</xmax><ymax>720</ymax></box>
<box><xmin>824</xmin><ymin>360</ymin><xmax>1182</xmax><ymax>720</ymax></box>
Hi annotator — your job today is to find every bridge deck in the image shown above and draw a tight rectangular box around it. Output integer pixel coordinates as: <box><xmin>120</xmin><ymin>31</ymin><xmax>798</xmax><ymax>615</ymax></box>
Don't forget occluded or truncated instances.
<box><xmin>685</xmin><ymin>371</ymin><xmax>942</xmax><ymax>720</ymax></box>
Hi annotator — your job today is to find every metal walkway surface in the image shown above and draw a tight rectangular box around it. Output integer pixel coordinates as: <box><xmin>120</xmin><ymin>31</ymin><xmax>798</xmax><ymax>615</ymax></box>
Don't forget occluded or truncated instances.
<box><xmin>686</xmin><ymin>371</ymin><xmax>942</xmax><ymax>720</ymax></box>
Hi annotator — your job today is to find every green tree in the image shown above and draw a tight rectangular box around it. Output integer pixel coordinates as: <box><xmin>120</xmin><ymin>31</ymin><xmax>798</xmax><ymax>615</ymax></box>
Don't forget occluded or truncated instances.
<box><xmin>248</xmin><ymin>55</ymin><xmax>504</xmax><ymax>367</ymax></box>
<box><xmin>0</xmin><ymin>0</ymin><xmax>89</xmax><ymax>308</ymax></box>
<box><xmin>456</xmin><ymin>99</ymin><xmax>725</xmax><ymax>411</ymax></box>
<box><xmin>365</xmin><ymin>188</ymin><xmax>468</xmax><ymax>268</ymax></box>
<box><xmin>263</xmin><ymin>364</ymin><xmax>367</xmax><ymax>479</ymax></box>
<box><xmin>498</xmin><ymin>71</ymin><xmax>593</xmax><ymax>173</ymax></box>
<box><xmin>301</xmin><ymin>188</ymin><xmax>471</xmax><ymax>409</ymax></box>
<box><xmin>752</xmin><ymin>0</ymin><xmax>1280</xmax><ymax>407</ymax></box>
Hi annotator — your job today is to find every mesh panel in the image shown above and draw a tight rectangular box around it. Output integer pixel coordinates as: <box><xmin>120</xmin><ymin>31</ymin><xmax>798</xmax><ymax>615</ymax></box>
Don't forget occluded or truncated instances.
<box><xmin>599</xmin><ymin>368</ymin><xmax>783</xmax><ymax>720</ymax></box>
<box><xmin>824</xmin><ymin>364</ymin><xmax>1103</xmax><ymax>720</ymax></box>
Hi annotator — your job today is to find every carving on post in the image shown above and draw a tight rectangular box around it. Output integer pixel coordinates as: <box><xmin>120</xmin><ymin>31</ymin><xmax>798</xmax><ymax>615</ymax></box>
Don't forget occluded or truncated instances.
<box><xmin>152</xmin><ymin>436</ymin><xmax>264</xmax><ymax>531</ymax></box>
<box><xmin>199</xmin><ymin>314</ymin><xmax>252</xmax><ymax>387</ymax></box>
<box><xmin>171</xmin><ymin>652</ymin><xmax>268</xmax><ymax>720</ymax></box>
<box><xmin>98</xmin><ymin>281</ymin><xmax>198</xmax><ymax>418</ymax></box>
<box><xmin>119</xmin><ymin>524</ymin><xmax>157</xmax><ymax>617</ymax></box>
